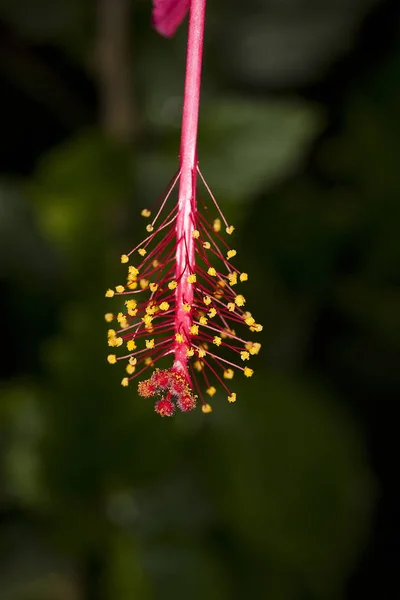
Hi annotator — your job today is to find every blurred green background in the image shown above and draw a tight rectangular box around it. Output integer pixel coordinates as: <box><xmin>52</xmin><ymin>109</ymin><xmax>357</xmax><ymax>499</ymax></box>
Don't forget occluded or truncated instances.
<box><xmin>0</xmin><ymin>0</ymin><xmax>399</xmax><ymax>598</ymax></box>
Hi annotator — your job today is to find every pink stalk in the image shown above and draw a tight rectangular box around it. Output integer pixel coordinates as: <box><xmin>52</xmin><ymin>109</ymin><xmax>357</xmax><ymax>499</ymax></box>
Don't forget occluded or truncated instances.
<box><xmin>173</xmin><ymin>0</ymin><xmax>206</xmax><ymax>377</ymax></box>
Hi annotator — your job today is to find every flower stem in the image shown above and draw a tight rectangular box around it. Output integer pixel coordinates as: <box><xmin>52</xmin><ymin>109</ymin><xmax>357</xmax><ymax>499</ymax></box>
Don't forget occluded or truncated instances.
<box><xmin>174</xmin><ymin>0</ymin><xmax>206</xmax><ymax>375</ymax></box>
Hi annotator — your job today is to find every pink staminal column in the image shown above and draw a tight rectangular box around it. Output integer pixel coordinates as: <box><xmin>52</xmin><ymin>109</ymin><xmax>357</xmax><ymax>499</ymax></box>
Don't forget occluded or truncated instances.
<box><xmin>173</xmin><ymin>0</ymin><xmax>206</xmax><ymax>376</ymax></box>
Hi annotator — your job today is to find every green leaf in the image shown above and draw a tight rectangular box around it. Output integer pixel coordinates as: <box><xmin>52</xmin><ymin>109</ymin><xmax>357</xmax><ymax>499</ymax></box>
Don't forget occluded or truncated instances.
<box><xmin>198</xmin><ymin>97</ymin><xmax>322</xmax><ymax>201</ymax></box>
<box><xmin>0</xmin><ymin>0</ymin><xmax>89</xmax><ymax>56</ymax></box>
<box><xmin>29</xmin><ymin>130</ymin><xmax>133</xmax><ymax>252</ymax></box>
<box><xmin>202</xmin><ymin>372</ymin><xmax>374</xmax><ymax>599</ymax></box>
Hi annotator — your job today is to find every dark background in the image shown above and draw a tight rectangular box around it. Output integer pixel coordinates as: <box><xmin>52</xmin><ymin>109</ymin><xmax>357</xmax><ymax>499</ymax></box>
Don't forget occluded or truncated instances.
<box><xmin>0</xmin><ymin>0</ymin><xmax>399</xmax><ymax>598</ymax></box>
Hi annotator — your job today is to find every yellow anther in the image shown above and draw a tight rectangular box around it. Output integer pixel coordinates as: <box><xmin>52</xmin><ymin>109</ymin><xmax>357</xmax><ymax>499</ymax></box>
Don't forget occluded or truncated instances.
<box><xmin>149</xmin><ymin>282</ymin><xmax>158</xmax><ymax>292</ymax></box>
<box><xmin>128</xmin><ymin>281</ymin><xmax>138</xmax><ymax>290</ymax></box>
<box><xmin>126</xmin><ymin>364</ymin><xmax>136</xmax><ymax>375</ymax></box>
<box><xmin>129</xmin><ymin>357</ymin><xmax>137</xmax><ymax>366</ymax></box>
<box><xmin>144</xmin><ymin>357</ymin><xmax>154</xmax><ymax>366</ymax></box>
<box><xmin>121</xmin><ymin>377</ymin><xmax>129</xmax><ymax>387</ymax></box>
<box><xmin>107</xmin><ymin>354</ymin><xmax>117</xmax><ymax>364</ymax></box>
<box><xmin>244</xmin><ymin>367</ymin><xmax>254</xmax><ymax>377</ymax></box>
<box><xmin>235</xmin><ymin>294</ymin><xmax>246</xmax><ymax>307</ymax></box>
<box><xmin>251</xmin><ymin>324</ymin><xmax>263</xmax><ymax>332</ymax></box>
<box><xmin>104</xmin><ymin>313</ymin><xmax>114</xmax><ymax>322</ymax></box>
<box><xmin>217</xmin><ymin>279</ymin><xmax>226</xmax><ymax>288</ymax></box>
<box><xmin>187</xmin><ymin>274</ymin><xmax>196</xmax><ymax>283</ymax></box>
<box><xmin>227</xmin><ymin>302</ymin><xmax>236</xmax><ymax>312</ymax></box>
<box><xmin>197</xmin><ymin>348</ymin><xmax>206</xmax><ymax>358</ymax></box>
<box><xmin>208</xmin><ymin>308</ymin><xmax>217</xmax><ymax>318</ymax></box>
<box><xmin>228</xmin><ymin>392</ymin><xmax>237</xmax><ymax>403</ymax></box>
<box><xmin>168</xmin><ymin>280</ymin><xmax>177</xmax><ymax>290</ymax></box>
<box><xmin>246</xmin><ymin>342</ymin><xmax>261</xmax><ymax>355</ymax></box>
<box><xmin>224</xmin><ymin>369</ymin><xmax>234</xmax><ymax>379</ymax></box>
<box><xmin>152</xmin><ymin>259</ymin><xmax>160</xmax><ymax>268</ymax></box>
<box><xmin>240</xmin><ymin>272</ymin><xmax>248</xmax><ymax>282</ymax></box>
<box><xmin>183</xmin><ymin>303</ymin><xmax>191</xmax><ymax>312</ymax></box>
<box><xmin>192</xmin><ymin>229</ymin><xmax>200</xmax><ymax>238</ymax></box>
<box><xmin>199</xmin><ymin>316</ymin><xmax>208</xmax><ymax>325</ymax></box>
<box><xmin>159</xmin><ymin>302</ymin><xmax>170</xmax><ymax>311</ymax></box>
<box><xmin>206</xmin><ymin>386</ymin><xmax>216</xmax><ymax>397</ymax></box>
<box><xmin>127</xmin><ymin>307</ymin><xmax>137</xmax><ymax>316</ymax></box>
<box><xmin>213</xmin><ymin>219</ymin><xmax>221</xmax><ymax>232</ymax></box>
<box><xmin>203</xmin><ymin>296</ymin><xmax>212</xmax><ymax>305</ymax></box>
<box><xmin>141</xmin><ymin>209</ymin><xmax>151</xmax><ymax>217</ymax></box>
<box><xmin>142</xmin><ymin>316</ymin><xmax>153</xmax><ymax>329</ymax></box>
<box><xmin>175</xmin><ymin>333</ymin><xmax>184</xmax><ymax>343</ymax></box>
<box><xmin>146</xmin><ymin>339</ymin><xmax>155</xmax><ymax>349</ymax></box>
<box><xmin>121</xmin><ymin>254</ymin><xmax>129</xmax><ymax>263</ymax></box>
<box><xmin>203</xmin><ymin>241</ymin><xmax>211</xmax><ymax>249</ymax></box>
<box><xmin>227</xmin><ymin>249</ymin><xmax>237</xmax><ymax>260</ymax></box>
<box><xmin>226</xmin><ymin>225</ymin><xmax>235</xmax><ymax>235</ymax></box>
<box><xmin>138</xmin><ymin>248</ymin><xmax>147</xmax><ymax>256</ymax></box>
<box><xmin>115</xmin><ymin>285</ymin><xmax>125</xmax><ymax>293</ymax></box>
<box><xmin>105</xmin><ymin>289</ymin><xmax>115</xmax><ymax>298</ymax></box>
<box><xmin>207</xmin><ymin>267</ymin><xmax>217</xmax><ymax>277</ymax></box>
<box><xmin>186</xmin><ymin>347</ymin><xmax>195</xmax><ymax>357</ymax></box>
<box><xmin>245</xmin><ymin>316</ymin><xmax>255</xmax><ymax>327</ymax></box>
<box><xmin>129</xmin><ymin>266</ymin><xmax>139</xmax><ymax>277</ymax></box>
<box><xmin>127</xmin><ymin>340</ymin><xmax>136</xmax><ymax>351</ymax></box>
<box><xmin>107</xmin><ymin>329</ymin><xmax>116</xmax><ymax>338</ymax></box>
<box><xmin>202</xmin><ymin>403</ymin><xmax>212</xmax><ymax>413</ymax></box>
<box><xmin>221</xmin><ymin>328</ymin><xmax>232</xmax><ymax>339</ymax></box>
<box><xmin>240</xmin><ymin>351</ymin><xmax>250</xmax><ymax>361</ymax></box>
<box><xmin>119</xmin><ymin>318</ymin><xmax>129</xmax><ymax>329</ymax></box>
<box><xmin>140</xmin><ymin>279</ymin><xmax>149</xmax><ymax>289</ymax></box>
<box><xmin>228</xmin><ymin>272</ymin><xmax>238</xmax><ymax>286</ymax></box>
<box><xmin>117</xmin><ymin>312</ymin><xmax>125</xmax><ymax>322</ymax></box>
<box><xmin>190</xmin><ymin>324</ymin><xmax>199</xmax><ymax>335</ymax></box>
<box><xmin>194</xmin><ymin>360</ymin><xmax>204</xmax><ymax>371</ymax></box>
<box><xmin>125</xmin><ymin>299</ymin><xmax>137</xmax><ymax>310</ymax></box>
<box><xmin>213</xmin><ymin>336</ymin><xmax>222</xmax><ymax>346</ymax></box>
<box><xmin>108</xmin><ymin>336</ymin><xmax>123</xmax><ymax>347</ymax></box>
<box><xmin>146</xmin><ymin>224</ymin><xmax>154</xmax><ymax>232</ymax></box>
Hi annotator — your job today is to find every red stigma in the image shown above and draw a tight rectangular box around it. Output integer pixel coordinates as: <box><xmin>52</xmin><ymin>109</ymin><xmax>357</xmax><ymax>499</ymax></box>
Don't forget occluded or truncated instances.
<box><xmin>154</xmin><ymin>398</ymin><xmax>175</xmax><ymax>417</ymax></box>
<box><xmin>177</xmin><ymin>394</ymin><xmax>197</xmax><ymax>412</ymax></box>
<box><xmin>151</xmin><ymin>369</ymin><xmax>171</xmax><ymax>390</ymax></box>
<box><xmin>137</xmin><ymin>379</ymin><xmax>156</xmax><ymax>398</ymax></box>
<box><xmin>169</xmin><ymin>370</ymin><xmax>190</xmax><ymax>396</ymax></box>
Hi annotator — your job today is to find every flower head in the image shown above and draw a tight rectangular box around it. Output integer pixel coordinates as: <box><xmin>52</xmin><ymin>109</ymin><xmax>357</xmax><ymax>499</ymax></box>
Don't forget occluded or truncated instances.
<box><xmin>105</xmin><ymin>170</ymin><xmax>262</xmax><ymax>415</ymax></box>
<box><xmin>105</xmin><ymin>0</ymin><xmax>261</xmax><ymax>415</ymax></box>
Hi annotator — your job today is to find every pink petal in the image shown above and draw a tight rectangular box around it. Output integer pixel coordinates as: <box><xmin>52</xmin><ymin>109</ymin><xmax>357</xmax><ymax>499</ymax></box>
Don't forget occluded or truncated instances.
<box><xmin>152</xmin><ymin>0</ymin><xmax>190</xmax><ymax>37</ymax></box>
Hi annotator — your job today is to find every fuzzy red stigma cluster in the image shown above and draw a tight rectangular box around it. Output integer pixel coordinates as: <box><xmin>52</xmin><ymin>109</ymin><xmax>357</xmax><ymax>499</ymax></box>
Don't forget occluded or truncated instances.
<box><xmin>105</xmin><ymin>169</ymin><xmax>262</xmax><ymax>415</ymax></box>
<box><xmin>138</xmin><ymin>368</ymin><xmax>196</xmax><ymax>416</ymax></box>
